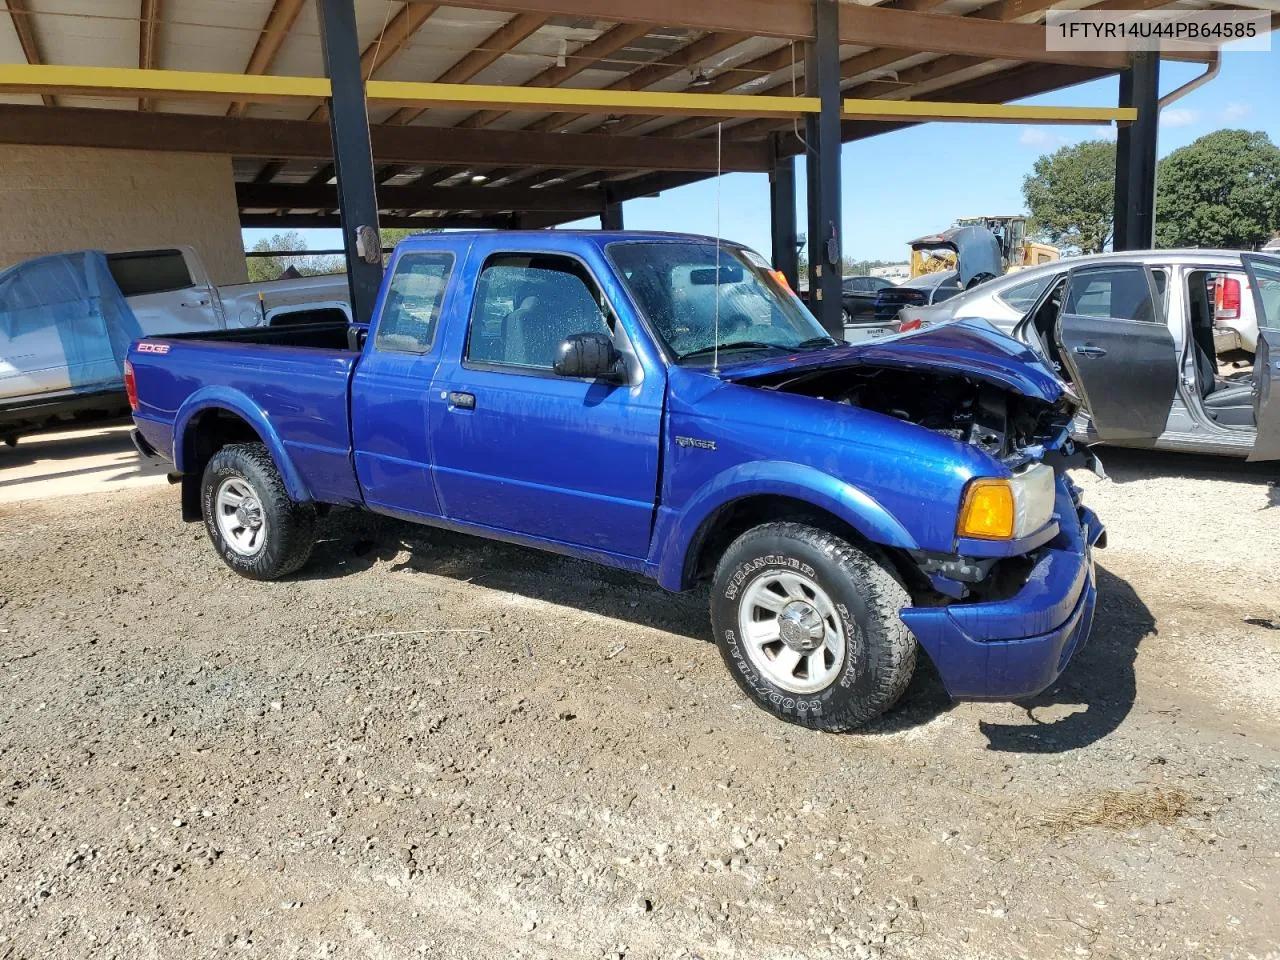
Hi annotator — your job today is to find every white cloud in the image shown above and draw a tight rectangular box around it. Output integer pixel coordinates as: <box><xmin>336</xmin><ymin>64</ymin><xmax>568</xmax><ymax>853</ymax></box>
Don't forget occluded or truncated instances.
<box><xmin>1160</xmin><ymin>108</ymin><xmax>1199</xmax><ymax>128</ymax></box>
<box><xmin>1092</xmin><ymin>125</ymin><xmax>1118</xmax><ymax>142</ymax></box>
<box><xmin>1019</xmin><ymin>127</ymin><xmax>1054</xmax><ymax>146</ymax></box>
<box><xmin>1219</xmin><ymin>101</ymin><xmax>1251</xmax><ymax>123</ymax></box>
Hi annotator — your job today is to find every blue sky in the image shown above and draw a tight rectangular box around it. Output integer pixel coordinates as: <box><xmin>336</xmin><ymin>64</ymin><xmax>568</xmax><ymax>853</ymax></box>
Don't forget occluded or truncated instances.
<box><xmin>243</xmin><ymin>43</ymin><xmax>1278</xmax><ymax>264</ymax></box>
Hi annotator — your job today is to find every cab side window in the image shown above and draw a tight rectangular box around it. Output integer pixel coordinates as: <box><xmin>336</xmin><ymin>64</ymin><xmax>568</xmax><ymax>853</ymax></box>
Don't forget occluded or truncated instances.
<box><xmin>466</xmin><ymin>254</ymin><xmax>611</xmax><ymax>371</ymax></box>
<box><xmin>374</xmin><ymin>252</ymin><xmax>455</xmax><ymax>354</ymax></box>
<box><xmin>1064</xmin><ymin>266</ymin><xmax>1156</xmax><ymax>323</ymax></box>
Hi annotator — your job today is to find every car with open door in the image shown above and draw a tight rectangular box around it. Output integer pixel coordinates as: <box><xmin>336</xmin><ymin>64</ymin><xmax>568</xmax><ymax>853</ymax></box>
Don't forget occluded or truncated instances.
<box><xmin>1010</xmin><ymin>253</ymin><xmax>1280</xmax><ymax>460</ymax></box>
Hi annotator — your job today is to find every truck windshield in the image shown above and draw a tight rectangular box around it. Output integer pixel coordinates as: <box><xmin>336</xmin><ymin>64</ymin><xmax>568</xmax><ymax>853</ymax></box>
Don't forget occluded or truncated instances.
<box><xmin>608</xmin><ymin>241</ymin><xmax>831</xmax><ymax>364</ymax></box>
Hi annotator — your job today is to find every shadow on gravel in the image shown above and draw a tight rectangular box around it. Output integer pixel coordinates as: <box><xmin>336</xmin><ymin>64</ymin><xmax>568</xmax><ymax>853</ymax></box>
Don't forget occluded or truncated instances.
<box><xmin>1097</xmin><ymin>447</ymin><xmax>1279</xmax><ymax>507</ymax></box>
<box><xmin>299</xmin><ymin>508</ymin><xmax>709</xmax><ymax>641</ymax></box>
<box><xmin>294</xmin><ymin>516</ymin><xmax>1155</xmax><ymax>745</ymax></box>
<box><xmin>978</xmin><ymin>563</ymin><xmax>1154</xmax><ymax>753</ymax></box>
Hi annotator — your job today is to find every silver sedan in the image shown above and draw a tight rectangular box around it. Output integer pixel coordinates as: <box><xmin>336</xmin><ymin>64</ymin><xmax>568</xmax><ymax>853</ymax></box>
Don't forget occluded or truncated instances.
<box><xmin>896</xmin><ymin>249</ymin><xmax>1261</xmax><ymax>352</ymax></box>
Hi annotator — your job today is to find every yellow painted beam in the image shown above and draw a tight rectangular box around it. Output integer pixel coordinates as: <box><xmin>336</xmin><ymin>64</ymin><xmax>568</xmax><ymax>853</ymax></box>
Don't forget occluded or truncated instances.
<box><xmin>0</xmin><ymin>64</ymin><xmax>328</xmax><ymax>102</ymax></box>
<box><xmin>0</xmin><ymin>64</ymin><xmax>1134</xmax><ymax>125</ymax></box>
<box><xmin>843</xmin><ymin>98</ymin><xmax>1137</xmax><ymax>124</ymax></box>
<box><xmin>0</xmin><ymin>64</ymin><xmax>816</xmax><ymax>117</ymax></box>
<box><xmin>364</xmin><ymin>80</ymin><xmax>818</xmax><ymax>118</ymax></box>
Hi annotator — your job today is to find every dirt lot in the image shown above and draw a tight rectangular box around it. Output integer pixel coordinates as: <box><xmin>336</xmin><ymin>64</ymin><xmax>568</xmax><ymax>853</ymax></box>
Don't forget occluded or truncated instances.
<box><xmin>1</xmin><ymin>447</ymin><xmax>1278</xmax><ymax>960</ymax></box>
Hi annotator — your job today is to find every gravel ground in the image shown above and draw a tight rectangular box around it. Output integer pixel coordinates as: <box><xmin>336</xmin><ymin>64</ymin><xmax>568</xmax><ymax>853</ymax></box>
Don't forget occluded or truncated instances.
<box><xmin>1</xmin><ymin>448</ymin><xmax>1278</xmax><ymax>960</ymax></box>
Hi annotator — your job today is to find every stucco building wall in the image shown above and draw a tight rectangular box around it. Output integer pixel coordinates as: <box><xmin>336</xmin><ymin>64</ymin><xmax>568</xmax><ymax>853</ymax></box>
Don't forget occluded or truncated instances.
<box><xmin>0</xmin><ymin>146</ymin><xmax>246</xmax><ymax>285</ymax></box>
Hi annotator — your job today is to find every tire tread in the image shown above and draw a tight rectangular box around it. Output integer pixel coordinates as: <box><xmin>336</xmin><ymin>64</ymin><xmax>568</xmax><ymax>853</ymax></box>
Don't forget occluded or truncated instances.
<box><xmin>711</xmin><ymin>521</ymin><xmax>917</xmax><ymax>731</ymax></box>
<box><xmin>202</xmin><ymin>442</ymin><xmax>315</xmax><ymax>580</ymax></box>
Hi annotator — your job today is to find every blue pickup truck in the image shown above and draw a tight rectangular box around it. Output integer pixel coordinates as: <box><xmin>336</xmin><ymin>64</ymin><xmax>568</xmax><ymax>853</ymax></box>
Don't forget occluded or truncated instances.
<box><xmin>128</xmin><ymin>231</ymin><xmax>1104</xmax><ymax>731</ymax></box>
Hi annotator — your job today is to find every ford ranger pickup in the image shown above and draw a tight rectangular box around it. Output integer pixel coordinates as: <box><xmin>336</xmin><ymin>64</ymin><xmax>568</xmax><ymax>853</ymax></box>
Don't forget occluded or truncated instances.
<box><xmin>127</xmin><ymin>231</ymin><xmax>1105</xmax><ymax>731</ymax></box>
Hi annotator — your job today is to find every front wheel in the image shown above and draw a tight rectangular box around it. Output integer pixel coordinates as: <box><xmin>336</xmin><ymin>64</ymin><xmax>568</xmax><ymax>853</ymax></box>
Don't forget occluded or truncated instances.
<box><xmin>201</xmin><ymin>442</ymin><xmax>315</xmax><ymax>580</ymax></box>
<box><xmin>710</xmin><ymin>522</ymin><xmax>917</xmax><ymax>731</ymax></box>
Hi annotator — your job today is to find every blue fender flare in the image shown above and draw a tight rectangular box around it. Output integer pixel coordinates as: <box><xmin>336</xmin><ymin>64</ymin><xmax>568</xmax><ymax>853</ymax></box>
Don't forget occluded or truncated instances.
<box><xmin>653</xmin><ymin>460</ymin><xmax>919</xmax><ymax>591</ymax></box>
<box><xmin>173</xmin><ymin>386</ymin><xmax>312</xmax><ymax>502</ymax></box>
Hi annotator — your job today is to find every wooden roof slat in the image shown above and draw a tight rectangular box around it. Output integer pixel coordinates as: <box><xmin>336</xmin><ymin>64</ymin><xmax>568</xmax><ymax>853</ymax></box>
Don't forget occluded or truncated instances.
<box><xmin>724</xmin><ymin>0</ymin><xmax>1176</xmax><ymax>142</ymax></box>
<box><xmin>409</xmin><ymin>0</ymin><xmax>1194</xmax><ymax>67</ymax></box>
<box><xmin>658</xmin><ymin>0</ymin><xmax>1106</xmax><ymax>141</ymax></box>
<box><xmin>0</xmin><ymin>102</ymin><xmax>772</xmax><ymax>173</ymax></box>
<box><xmin>5</xmin><ymin>0</ymin><xmax>54</xmax><ymax>107</ymax></box>
<box><xmin>309</xmin><ymin>2</ymin><xmax>441</xmax><ymax>122</ymax></box>
<box><xmin>138</xmin><ymin>0</ymin><xmax>162</xmax><ymax>112</ymax></box>
<box><xmin>385</xmin><ymin>12</ymin><xmax>549</xmax><ymax>126</ymax></box>
<box><xmin>228</xmin><ymin>0</ymin><xmax>307</xmax><ymax>117</ymax></box>
<box><xmin>416</xmin><ymin>21</ymin><xmax>652</xmax><ymax>190</ymax></box>
<box><xmin>241</xmin><ymin>213</ymin><xmax>516</xmax><ymax>229</ymax></box>
<box><xmin>527</xmin><ymin>30</ymin><xmax>750</xmax><ymax>134</ymax></box>
<box><xmin>457</xmin><ymin>21</ymin><xmax>654</xmax><ymax>130</ymax></box>
<box><xmin>238</xmin><ymin>182</ymin><xmax>607</xmax><ymax>214</ymax></box>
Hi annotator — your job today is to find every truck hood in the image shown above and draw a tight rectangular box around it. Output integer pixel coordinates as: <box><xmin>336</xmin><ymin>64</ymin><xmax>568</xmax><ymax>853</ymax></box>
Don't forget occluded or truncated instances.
<box><xmin>720</xmin><ymin>318</ymin><xmax>1064</xmax><ymax>403</ymax></box>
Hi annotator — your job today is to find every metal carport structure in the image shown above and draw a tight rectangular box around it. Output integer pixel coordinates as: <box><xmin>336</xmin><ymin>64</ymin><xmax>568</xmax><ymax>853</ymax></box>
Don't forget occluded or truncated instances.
<box><xmin>0</xmin><ymin>0</ymin><xmax>1265</xmax><ymax>331</ymax></box>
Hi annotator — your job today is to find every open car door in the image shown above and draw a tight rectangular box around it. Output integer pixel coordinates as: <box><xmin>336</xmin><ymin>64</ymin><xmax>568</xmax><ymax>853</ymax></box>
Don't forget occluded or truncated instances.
<box><xmin>1242</xmin><ymin>254</ymin><xmax>1280</xmax><ymax>461</ymax></box>
<box><xmin>1055</xmin><ymin>263</ymin><xmax>1177</xmax><ymax>442</ymax></box>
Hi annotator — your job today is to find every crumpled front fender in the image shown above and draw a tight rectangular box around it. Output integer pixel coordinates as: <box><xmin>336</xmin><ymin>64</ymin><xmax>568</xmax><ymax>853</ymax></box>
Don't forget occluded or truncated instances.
<box><xmin>651</xmin><ymin>460</ymin><xmax>919</xmax><ymax>591</ymax></box>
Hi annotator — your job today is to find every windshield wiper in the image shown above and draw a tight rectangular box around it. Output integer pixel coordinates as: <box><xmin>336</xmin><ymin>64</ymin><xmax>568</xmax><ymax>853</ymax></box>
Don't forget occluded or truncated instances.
<box><xmin>795</xmin><ymin>335</ymin><xmax>840</xmax><ymax>349</ymax></box>
<box><xmin>677</xmin><ymin>341</ymin><xmax>789</xmax><ymax>362</ymax></box>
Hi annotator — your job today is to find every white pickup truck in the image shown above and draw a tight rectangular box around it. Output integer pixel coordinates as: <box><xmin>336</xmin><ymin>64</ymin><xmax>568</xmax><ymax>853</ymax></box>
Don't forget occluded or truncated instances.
<box><xmin>1</xmin><ymin>245</ymin><xmax>350</xmax><ymax>445</ymax></box>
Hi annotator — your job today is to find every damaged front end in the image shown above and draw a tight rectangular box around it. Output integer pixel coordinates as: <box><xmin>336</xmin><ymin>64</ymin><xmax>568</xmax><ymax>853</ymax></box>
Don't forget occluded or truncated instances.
<box><xmin>721</xmin><ymin>320</ymin><xmax>1107</xmax><ymax>700</ymax></box>
<box><xmin>741</xmin><ymin>363</ymin><xmax>1080</xmax><ymax>469</ymax></box>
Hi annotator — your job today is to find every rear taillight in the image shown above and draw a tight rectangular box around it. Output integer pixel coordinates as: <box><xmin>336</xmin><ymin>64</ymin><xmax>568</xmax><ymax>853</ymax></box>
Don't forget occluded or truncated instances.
<box><xmin>1215</xmin><ymin>276</ymin><xmax>1241</xmax><ymax>320</ymax></box>
<box><xmin>123</xmin><ymin>360</ymin><xmax>138</xmax><ymax>411</ymax></box>
<box><xmin>898</xmin><ymin>318</ymin><xmax>924</xmax><ymax>333</ymax></box>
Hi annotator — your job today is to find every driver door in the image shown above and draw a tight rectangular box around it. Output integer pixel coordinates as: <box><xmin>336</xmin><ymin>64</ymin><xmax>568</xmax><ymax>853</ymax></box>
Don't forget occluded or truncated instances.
<box><xmin>1242</xmin><ymin>254</ymin><xmax>1280</xmax><ymax>461</ymax></box>
<box><xmin>1055</xmin><ymin>264</ymin><xmax>1178</xmax><ymax>442</ymax></box>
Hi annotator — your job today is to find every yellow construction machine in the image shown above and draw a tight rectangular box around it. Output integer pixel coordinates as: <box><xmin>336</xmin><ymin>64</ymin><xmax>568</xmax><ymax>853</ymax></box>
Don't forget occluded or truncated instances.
<box><xmin>953</xmin><ymin>215</ymin><xmax>1059</xmax><ymax>273</ymax></box>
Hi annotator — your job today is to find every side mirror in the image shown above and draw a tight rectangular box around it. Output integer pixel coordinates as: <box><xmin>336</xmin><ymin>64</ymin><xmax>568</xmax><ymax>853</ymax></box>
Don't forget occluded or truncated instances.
<box><xmin>553</xmin><ymin>332</ymin><xmax>625</xmax><ymax>382</ymax></box>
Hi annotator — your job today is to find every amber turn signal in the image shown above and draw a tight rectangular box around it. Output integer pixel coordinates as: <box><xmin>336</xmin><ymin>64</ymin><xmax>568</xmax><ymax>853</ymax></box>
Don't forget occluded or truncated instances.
<box><xmin>957</xmin><ymin>477</ymin><xmax>1015</xmax><ymax>540</ymax></box>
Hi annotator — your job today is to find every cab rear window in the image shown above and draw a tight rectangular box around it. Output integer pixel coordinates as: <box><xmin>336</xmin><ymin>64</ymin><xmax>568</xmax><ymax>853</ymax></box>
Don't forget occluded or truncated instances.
<box><xmin>106</xmin><ymin>250</ymin><xmax>193</xmax><ymax>297</ymax></box>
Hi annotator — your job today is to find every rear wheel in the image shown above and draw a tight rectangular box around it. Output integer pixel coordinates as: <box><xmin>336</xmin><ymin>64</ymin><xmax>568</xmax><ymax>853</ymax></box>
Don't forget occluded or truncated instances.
<box><xmin>200</xmin><ymin>442</ymin><xmax>315</xmax><ymax>580</ymax></box>
<box><xmin>710</xmin><ymin>522</ymin><xmax>916</xmax><ymax>731</ymax></box>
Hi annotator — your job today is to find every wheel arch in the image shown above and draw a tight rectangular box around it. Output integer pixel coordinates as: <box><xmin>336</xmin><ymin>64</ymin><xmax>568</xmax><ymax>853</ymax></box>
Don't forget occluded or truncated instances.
<box><xmin>174</xmin><ymin>388</ymin><xmax>311</xmax><ymax>518</ymax></box>
<box><xmin>656</xmin><ymin>462</ymin><xmax>920</xmax><ymax>592</ymax></box>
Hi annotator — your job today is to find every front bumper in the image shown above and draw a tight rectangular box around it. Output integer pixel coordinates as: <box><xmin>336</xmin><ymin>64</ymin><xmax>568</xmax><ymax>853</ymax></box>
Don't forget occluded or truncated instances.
<box><xmin>899</xmin><ymin>479</ymin><xmax>1104</xmax><ymax>701</ymax></box>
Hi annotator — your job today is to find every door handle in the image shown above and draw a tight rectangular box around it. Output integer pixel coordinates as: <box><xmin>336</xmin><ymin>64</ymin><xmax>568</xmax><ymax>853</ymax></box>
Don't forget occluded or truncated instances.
<box><xmin>1073</xmin><ymin>344</ymin><xmax>1107</xmax><ymax>359</ymax></box>
<box><xmin>445</xmin><ymin>390</ymin><xmax>476</xmax><ymax>411</ymax></box>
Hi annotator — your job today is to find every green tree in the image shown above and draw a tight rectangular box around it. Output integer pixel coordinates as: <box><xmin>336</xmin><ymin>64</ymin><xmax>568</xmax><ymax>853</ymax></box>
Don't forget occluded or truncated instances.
<box><xmin>1022</xmin><ymin>140</ymin><xmax>1116</xmax><ymax>254</ymax></box>
<box><xmin>1155</xmin><ymin>129</ymin><xmax>1280</xmax><ymax>249</ymax></box>
<box><xmin>245</xmin><ymin>231</ymin><xmax>343</xmax><ymax>281</ymax></box>
<box><xmin>379</xmin><ymin>227</ymin><xmax>437</xmax><ymax>248</ymax></box>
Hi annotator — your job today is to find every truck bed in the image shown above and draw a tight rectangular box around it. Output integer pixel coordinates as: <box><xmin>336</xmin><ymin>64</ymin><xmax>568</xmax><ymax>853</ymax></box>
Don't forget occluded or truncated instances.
<box><xmin>128</xmin><ymin>321</ymin><xmax>361</xmax><ymax>505</ymax></box>
<box><xmin>160</xmin><ymin>321</ymin><xmax>353</xmax><ymax>351</ymax></box>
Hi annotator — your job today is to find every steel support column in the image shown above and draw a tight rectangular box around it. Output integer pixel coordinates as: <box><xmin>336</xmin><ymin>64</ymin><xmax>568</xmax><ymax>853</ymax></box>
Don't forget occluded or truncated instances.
<box><xmin>803</xmin><ymin>45</ymin><xmax>821</xmax><ymax>310</ymax></box>
<box><xmin>809</xmin><ymin>0</ymin><xmax>843</xmax><ymax>337</ymax></box>
<box><xmin>1113</xmin><ymin>52</ymin><xmax>1159</xmax><ymax>251</ymax></box>
<box><xmin>769</xmin><ymin>136</ymin><xmax>799</xmax><ymax>292</ymax></box>
<box><xmin>316</xmin><ymin>0</ymin><xmax>383</xmax><ymax>325</ymax></box>
<box><xmin>601</xmin><ymin>194</ymin><xmax>624</xmax><ymax>230</ymax></box>
<box><xmin>1112</xmin><ymin>65</ymin><xmax>1134</xmax><ymax>251</ymax></box>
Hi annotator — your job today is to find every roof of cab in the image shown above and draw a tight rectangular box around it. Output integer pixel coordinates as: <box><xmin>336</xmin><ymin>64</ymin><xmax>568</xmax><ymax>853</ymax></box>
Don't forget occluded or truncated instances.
<box><xmin>393</xmin><ymin>230</ymin><xmax>737</xmax><ymax>254</ymax></box>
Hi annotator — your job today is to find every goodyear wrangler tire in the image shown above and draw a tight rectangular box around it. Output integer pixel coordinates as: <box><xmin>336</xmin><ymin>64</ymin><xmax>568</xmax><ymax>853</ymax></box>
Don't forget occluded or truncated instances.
<box><xmin>711</xmin><ymin>522</ymin><xmax>917</xmax><ymax>731</ymax></box>
<box><xmin>201</xmin><ymin>442</ymin><xmax>316</xmax><ymax>581</ymax></box>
